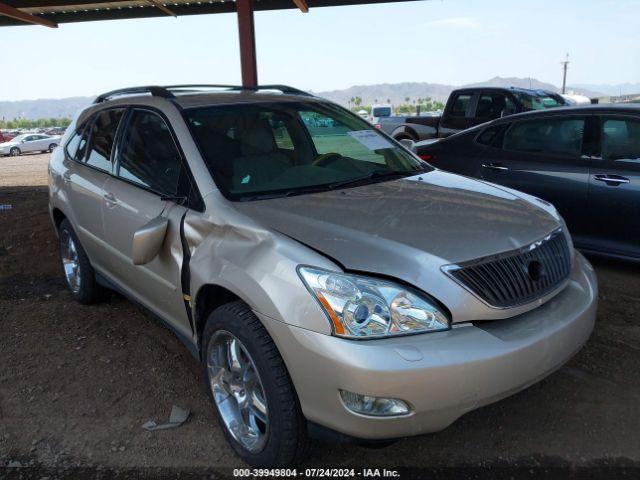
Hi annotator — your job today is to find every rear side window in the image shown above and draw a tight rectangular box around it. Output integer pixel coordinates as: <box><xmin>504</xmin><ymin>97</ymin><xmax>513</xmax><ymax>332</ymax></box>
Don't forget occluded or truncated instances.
<box><xmin>503</xmin><ymin>117</ymin><xmax>585</xmax><ymax>156</ymax></box>
<box><xmin>476</xmin><ymin>94</ymin><xmax>516</xmax><ymax>120</ymax></box>
<box><xmin>117</xmin><ymin>109</ymin><xmax>185</xmax><ymax>197</ymax></box>
<box><xmin>449</xmin><ymin>94</ymin><xmax>472</xmax><ymax>117</ymax></box>
<box><xmin>476</xmin><ymin>125</ymin><xmax>504</xmax><ymax>146</ymax></box>
<box><xmin>602</xmin><ymin>118</ymin><xmax>640</xmax><ymax>161</ymax></box>
<box><xmin>85</xmin><ymin>109</ymin><xmax>125</xmax><ymax>172</ymax></box>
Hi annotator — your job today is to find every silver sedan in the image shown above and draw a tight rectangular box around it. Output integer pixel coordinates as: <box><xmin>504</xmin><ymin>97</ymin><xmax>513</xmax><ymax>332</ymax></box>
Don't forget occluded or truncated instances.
<box><xmin>0</xmin><ymin>133</ymin><xmax>61</xmax><ymax>156</ymax></box>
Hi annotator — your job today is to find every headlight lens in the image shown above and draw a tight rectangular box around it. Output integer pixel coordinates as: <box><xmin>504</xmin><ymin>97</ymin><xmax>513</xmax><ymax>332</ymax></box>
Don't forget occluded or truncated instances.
<box><xmin>298</xmin><ymin>267</ymin><xmax>449</xmax><ymax>339</ymax></box>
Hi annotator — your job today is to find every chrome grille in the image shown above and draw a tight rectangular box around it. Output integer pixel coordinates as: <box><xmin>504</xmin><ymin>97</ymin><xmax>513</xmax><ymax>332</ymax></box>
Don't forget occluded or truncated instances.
<box><xmin>444</xmin><ymin>230</ymin><xmax>572</xmax><ymax>309</ymax></box>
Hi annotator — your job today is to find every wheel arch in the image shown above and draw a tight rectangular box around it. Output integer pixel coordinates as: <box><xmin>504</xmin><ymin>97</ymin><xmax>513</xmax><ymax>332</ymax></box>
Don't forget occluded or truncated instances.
<box><xmin>51</xmin><ymin>207</ymin><xmax>67</xmax><ymax>230</ymax></box>
<box><xmin>194</xmin><ymin>283</ymin><xmax>245</xmax><ymax>354</ymax></box>
<box><xmin>391</xmin><ymin>125</ymin><xmax>419</xmax><ymax>141</ymax></box>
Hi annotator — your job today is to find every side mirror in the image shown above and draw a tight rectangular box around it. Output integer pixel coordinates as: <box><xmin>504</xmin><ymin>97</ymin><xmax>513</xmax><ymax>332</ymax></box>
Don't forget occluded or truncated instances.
<box><xmin>131</xmin><ymin>216</ymin><xmax>169</xmax><ymax>266</ymax></box>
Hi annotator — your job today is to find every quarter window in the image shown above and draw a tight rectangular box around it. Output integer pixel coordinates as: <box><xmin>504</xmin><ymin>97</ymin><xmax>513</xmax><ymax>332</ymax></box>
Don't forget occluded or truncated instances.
<box><xmin>503</xmin><ymin>117</ymin><xmax>585</xmax><ymax>156</ymax></box>
<box><xmin>117</xmin><ymin>110</ymin><xmax>185</xmax><ymax>197</ymax></box>
<box><xmin>602</xmin><ymin>118</ymin><xmax>640</xmax><ymax>161</ymax></box>
<box><xmin>65</xmin><ymin>124</ymin><xmax>90</xmax><ymax>161</ymax></box>
<box><xmin>86</xmin><ymin>109</ymin><xmax>124</xmax><ymax>172</ymax></box>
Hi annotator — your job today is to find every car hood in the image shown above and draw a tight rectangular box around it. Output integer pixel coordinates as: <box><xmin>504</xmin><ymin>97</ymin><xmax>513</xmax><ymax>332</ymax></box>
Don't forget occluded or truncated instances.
<box><xmin>234</xmin><ymin>170</ymin><xmax>560</xmax><ymax>278</ymax></box>
<box><xmin>0</xmin><ymin>141</ymin><xmax>17</xmax><ymax>147</ymax></box>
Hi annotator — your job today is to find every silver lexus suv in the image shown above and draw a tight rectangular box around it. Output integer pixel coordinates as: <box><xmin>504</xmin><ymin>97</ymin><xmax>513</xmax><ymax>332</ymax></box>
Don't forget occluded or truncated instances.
<box><xmin>48</xmin><ymin>85</ymin><xmax>597</xmax><ymax>467</ymax></box>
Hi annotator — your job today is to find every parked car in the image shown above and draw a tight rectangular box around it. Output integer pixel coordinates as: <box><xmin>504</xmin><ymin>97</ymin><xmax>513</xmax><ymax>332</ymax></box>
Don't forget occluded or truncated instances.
<box><xmin>378</xmin><ymin>87</ymin><xmax>569</xmax><ymax>142</ymax></box>
<box><xmin>414</xmin><ymin>104</ymin><xmax>640</xmax><ymax>261</ymax></box>
<box><xmin>370</xmin><ymin>104</ymin><xmax>393</xmax><ymax>124</ymax></box>
<box><xmin>49</xmin><ymin>85</ymin><xmax>597</xmax><ymax>467</ymax></box>
<box><xmin>0</xmin><ymin>133</ymin><xmax>61</xmax><ymax>156</ymax></box>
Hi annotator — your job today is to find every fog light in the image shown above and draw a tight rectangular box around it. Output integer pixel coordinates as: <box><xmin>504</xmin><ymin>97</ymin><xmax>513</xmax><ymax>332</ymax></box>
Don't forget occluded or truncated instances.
<box><xmin>339</xmin><ymin>390</ymin><xmax>410</xmax><ymax>417</ymax></box>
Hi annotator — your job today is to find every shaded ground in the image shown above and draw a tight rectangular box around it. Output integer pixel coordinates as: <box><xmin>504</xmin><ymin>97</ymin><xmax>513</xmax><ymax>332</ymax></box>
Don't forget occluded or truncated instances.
<box><xmin>0</xmin><ymin>155</ymin><xmax>639</xmax><ymax>478</ymax></box>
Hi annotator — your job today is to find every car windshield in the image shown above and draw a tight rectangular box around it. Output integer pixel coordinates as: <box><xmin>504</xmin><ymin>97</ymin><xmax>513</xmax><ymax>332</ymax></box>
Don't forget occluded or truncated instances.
<box><xmin>185</xmin><ymin>101</ymin><xmax>429</xmax><ymax>201</ymax></box>
<box><xmin>512</xmin><ymin>91</ymin><xmax>566</xmax><ymax>110</ymax></box>
<box><xmin>11</xmin><ymin>134</ymin><xmax>27</xmax><ymax>142</ymax></box>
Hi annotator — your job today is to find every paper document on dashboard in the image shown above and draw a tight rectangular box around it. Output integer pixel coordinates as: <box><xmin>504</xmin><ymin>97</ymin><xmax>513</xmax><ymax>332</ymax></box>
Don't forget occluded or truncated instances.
<box><xmin>347</xmin><ymin>130</ymin><xmax>395</xmax><ymax>151</ymax></box>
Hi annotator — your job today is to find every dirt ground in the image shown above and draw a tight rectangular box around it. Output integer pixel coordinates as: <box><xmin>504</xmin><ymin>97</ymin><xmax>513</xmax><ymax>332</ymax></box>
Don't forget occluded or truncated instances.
<box><xmin>1</xmin><ymin>154</ymin><xmax>639</xmax><ymax>478</ymax></box>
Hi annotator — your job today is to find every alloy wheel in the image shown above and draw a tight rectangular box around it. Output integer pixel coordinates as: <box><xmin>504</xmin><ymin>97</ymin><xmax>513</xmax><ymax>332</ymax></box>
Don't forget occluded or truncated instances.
<box><xmin>207</xmin><ymin>331</ymin><xmax>269</xmax><ymax>453</ymax></box>
<box><xmin>60</xmin><ymin>229</ymin><xmax>81</xmax><ymax>293</ymax></box>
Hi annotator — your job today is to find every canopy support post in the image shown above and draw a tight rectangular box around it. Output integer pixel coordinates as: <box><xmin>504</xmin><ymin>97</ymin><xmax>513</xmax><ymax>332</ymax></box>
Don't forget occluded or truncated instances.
<box><xmin>236</xmin><ymin>0</ymin><xmax>258</xmax><ymax>88</ymax></box>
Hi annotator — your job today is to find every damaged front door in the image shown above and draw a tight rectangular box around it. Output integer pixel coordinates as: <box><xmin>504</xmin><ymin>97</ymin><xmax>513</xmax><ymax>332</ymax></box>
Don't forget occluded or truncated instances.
<box><xmin>99</xmin><ymin>108</ymin><xmax>198</xmax><ymax>340</ymax></box>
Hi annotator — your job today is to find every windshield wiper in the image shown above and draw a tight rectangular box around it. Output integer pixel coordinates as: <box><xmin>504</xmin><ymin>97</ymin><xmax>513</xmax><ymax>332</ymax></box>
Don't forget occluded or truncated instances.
<box><xmin>327</xmin><ymin>169</ymin><xmax>416</xmax><ymax>190</ymax></box>
<box><xmin>238</xmin><ymin>168</ymin><xmax>428</xmax><ymax>202</ymax></box>
<box><xmin>238</xmin><ymin>184</ymin><xmax>333</xmax><ymax>201</ymax></box>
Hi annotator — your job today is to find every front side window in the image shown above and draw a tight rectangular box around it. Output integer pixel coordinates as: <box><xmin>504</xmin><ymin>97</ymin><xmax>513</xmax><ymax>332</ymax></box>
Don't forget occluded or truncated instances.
<box><xmin>602</xmin><ymin>117</ymin><xmax>640</xmax><ymax>161</ymax></box>
<box><xmin>85</xmin><ymin>109</ymin><xmax>124</xmax><ymax>172</ymax></box>
<box><xmin>503</xmin><ymin>117</ymin><xmax>585</xmax><ymax>156</ymax></box>
<box><xmin>186</xmin><ymin>101</ymin><xmax>428</xmax><ymax>201</ymax></box>
<box><xmin>449</xmin><ymin>94</ymin><xmax>472</xmax><ymax>117</ymax></box>
<box><xmin>117</xmin><ymin>109</ymin><xmax>185</xmax><ymax>197</ymax></box>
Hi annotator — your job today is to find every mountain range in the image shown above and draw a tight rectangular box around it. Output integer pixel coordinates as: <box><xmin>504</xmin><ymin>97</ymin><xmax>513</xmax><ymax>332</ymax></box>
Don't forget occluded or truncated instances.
<box><xmin>1</xmin><ymin>77</ymin><xmax>635</xmax><ymax>120</ymax></box>
<box><xmin>314</xmin><ymin>77</ymin><xmax>607</xmax><ymax>106</ymax></box>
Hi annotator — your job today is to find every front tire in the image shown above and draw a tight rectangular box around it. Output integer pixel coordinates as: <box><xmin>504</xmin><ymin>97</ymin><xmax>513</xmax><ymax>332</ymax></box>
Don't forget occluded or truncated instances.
<box><xmin>48</xmin><ymin>143</ymin><xmax>57</xmax><ymax>153</ymax></box>
<box><xmin>58</xmin><ymin>219</ymin><xmax>104</xmax><ymax>304</ymax></box>
<box><xmin>202</xmin><ymin>300</ymin><xmax>310</xmax><ymax>467</ymax></box>
<box><xmin>9</xmin><ymin>147</ymin><xmax>20</xmax><ymax>156</ymax></box>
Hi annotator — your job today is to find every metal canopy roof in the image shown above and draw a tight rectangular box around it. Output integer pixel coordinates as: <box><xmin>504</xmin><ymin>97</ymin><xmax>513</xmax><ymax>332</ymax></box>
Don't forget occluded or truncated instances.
<box><xmin>0</xmin><ymin>0</ymin><xmax>420</xmax><ymax>27</ymax></box>
<box><xmin>0</xmin><ymin>0</ymin><xmax>424</xmax><ymax>87</ymax></box>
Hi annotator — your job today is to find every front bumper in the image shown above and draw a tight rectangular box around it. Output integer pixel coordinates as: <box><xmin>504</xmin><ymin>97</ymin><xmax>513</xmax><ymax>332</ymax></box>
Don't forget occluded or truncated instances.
<box><xmin>258</xmin><ymin>253</ymin><xmax>597</xmax><ymax>440</ymax></box>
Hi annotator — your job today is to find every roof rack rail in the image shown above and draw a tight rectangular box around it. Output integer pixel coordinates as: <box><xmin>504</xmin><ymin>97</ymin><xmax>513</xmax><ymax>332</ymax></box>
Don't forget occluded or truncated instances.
<box><xmin>93</xmin><ymin>84</ymin><xmax>314</xmax><ymax>104</ymax></box>
<box><xmin>164</xmin><ymin>84</ymin><xmax>314</xmax><ymax>97</ymax></box>
<box><xmin>94</xmin><ymin>86</ymin><xmax>174</xmax><ymax>104</ymax></box>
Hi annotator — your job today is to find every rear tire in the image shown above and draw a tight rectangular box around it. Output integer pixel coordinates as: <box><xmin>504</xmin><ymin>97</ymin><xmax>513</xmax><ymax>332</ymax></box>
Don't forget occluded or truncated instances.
<box><xmin>202</xmin><ymin>300</ymin><xmax>310</xmax><ymax>467</ymax></box>
<box><xmin>58</xmin><ymin>219</ymin><xmax>104</xmax><ymax>304</ymax></box>
<box><xmin>9</xmin><ymin>147</ymin><xmax>20</xmax><ymax>156</ymax></box>
<box><xmin>48</xmin><ymin>144</ymin><xmax>57</xmax><ymax>153</ymax></box>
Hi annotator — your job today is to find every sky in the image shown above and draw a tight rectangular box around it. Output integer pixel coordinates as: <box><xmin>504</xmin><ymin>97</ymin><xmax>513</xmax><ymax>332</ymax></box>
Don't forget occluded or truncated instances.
<box><xmin>0</xmin><ymin>0</ymin><xmax>638</xmax><ymax>101</ymax></box>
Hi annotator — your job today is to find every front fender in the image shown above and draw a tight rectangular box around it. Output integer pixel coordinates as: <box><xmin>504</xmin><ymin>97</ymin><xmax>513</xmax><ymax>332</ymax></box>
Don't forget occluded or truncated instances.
<box><xmin>186</xmin><ymin>212</ymin><xmax>337</xmax><ymax>336</ymax></box>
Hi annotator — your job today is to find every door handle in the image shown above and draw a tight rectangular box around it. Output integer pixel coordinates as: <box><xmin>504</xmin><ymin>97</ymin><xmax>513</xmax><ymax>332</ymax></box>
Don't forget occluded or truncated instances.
<box><xmin>593</xmin><ymin>174</ymin><xmax>630</xmax><ymax>186</ymax></box>
<box><xmin>482</xmin><ymin>163</ymin><xmax>509</xmax><ymax>171</ymax></box>
<box><xmin>103</xmin><ymin>192</ymin><xmax>118</xmax><ymax>207</ymax></box>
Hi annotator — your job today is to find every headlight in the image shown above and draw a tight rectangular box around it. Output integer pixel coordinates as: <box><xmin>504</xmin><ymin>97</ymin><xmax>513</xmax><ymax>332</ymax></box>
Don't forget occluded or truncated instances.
<box><xmin>298</xmin><ymin>266</ymin><xmax>449</xmax><ymax>339</ymax></box>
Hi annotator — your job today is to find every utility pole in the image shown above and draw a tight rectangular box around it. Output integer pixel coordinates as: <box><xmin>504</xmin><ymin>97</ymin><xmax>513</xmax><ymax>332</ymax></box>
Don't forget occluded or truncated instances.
<box><xmin>561</xmin><ymin>53</ymin><xmax>569</xmax><ymax>94</ymax></box>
